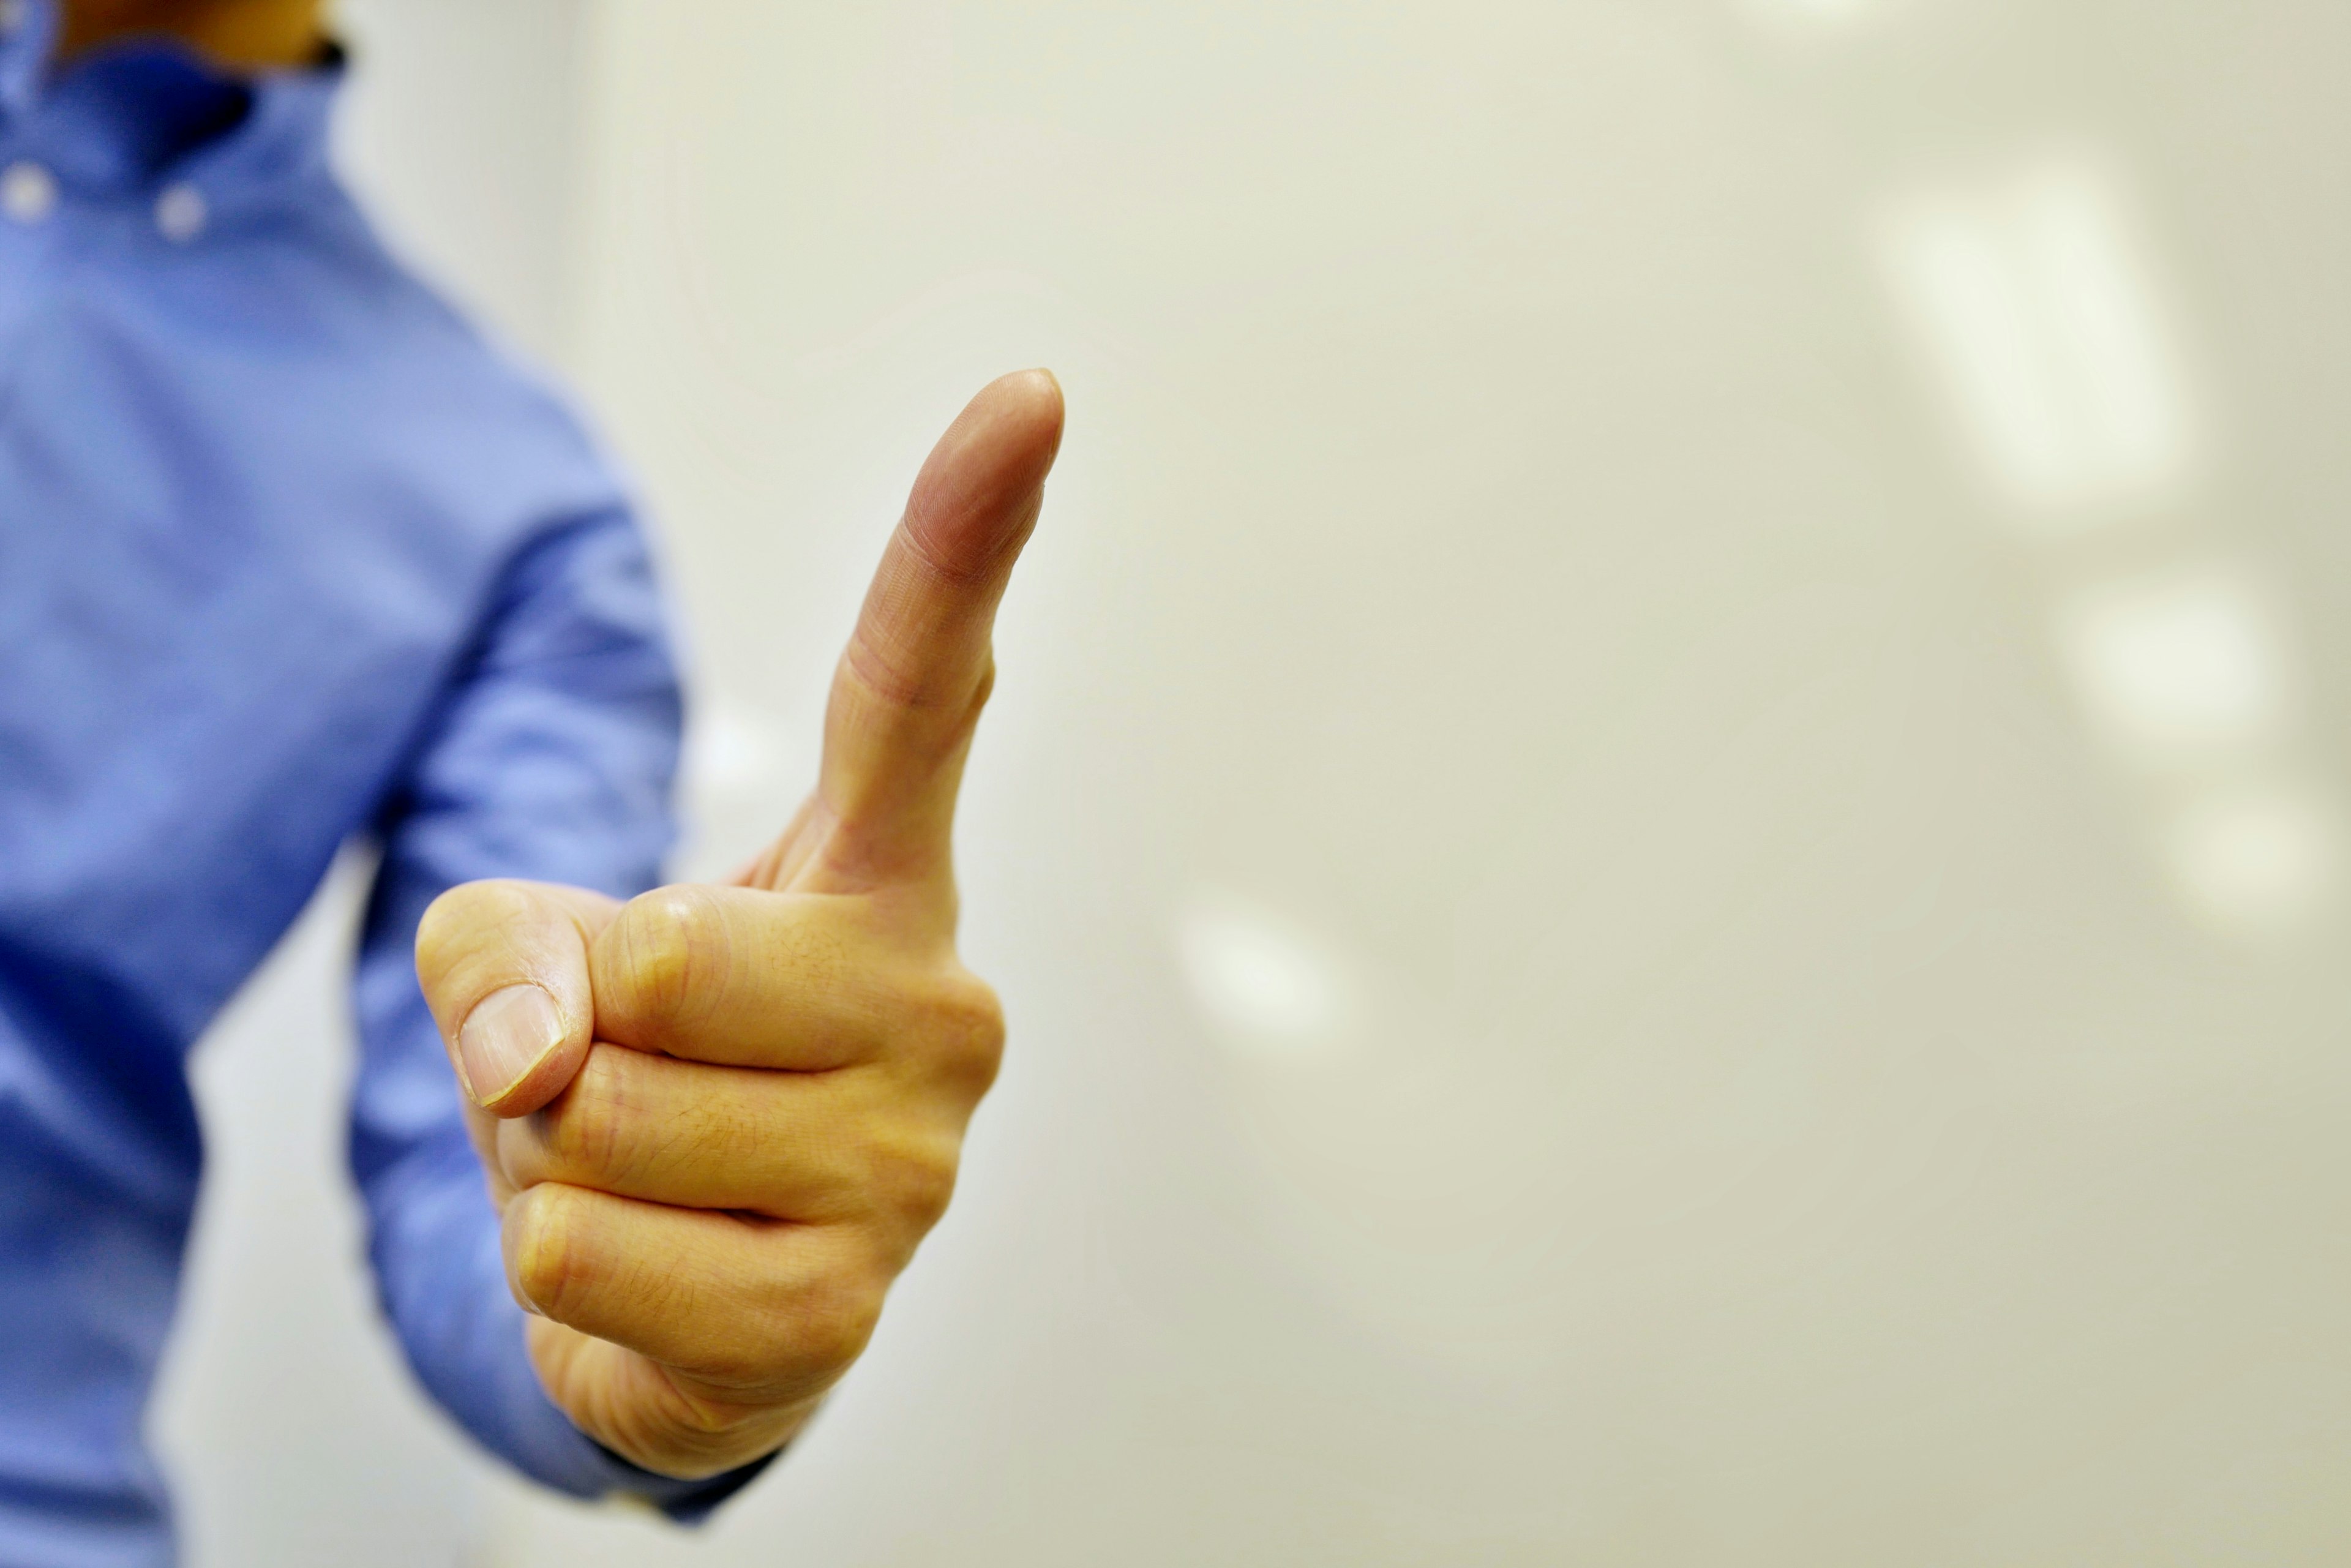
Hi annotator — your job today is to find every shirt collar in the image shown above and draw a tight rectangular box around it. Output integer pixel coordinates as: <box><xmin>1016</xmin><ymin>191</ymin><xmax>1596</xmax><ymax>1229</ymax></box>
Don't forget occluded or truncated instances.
<box><xmin>0</xmin><ymin>0</ymin><xmax>342</xmax><ymax>203</ymax></box>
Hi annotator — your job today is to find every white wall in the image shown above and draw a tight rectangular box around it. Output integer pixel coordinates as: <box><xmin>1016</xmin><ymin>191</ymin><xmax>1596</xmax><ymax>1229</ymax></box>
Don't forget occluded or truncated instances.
<box><xmin>509</xmin><ymin>1</ymin><xmax>2351</xmax><ymax>1562</ymax></box>
<box><xmin>154</xmin><ymin>1</ymin><xmax>2351</xmax><ymax>1563</ymax></box>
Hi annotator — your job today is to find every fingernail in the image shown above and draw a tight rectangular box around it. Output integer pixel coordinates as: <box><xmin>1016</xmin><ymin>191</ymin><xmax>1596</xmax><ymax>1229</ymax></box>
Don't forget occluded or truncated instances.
<box><xmin>457</xmin><ymin>985</ymin><xmax>563</xmax><ymax>1107</ymax></box>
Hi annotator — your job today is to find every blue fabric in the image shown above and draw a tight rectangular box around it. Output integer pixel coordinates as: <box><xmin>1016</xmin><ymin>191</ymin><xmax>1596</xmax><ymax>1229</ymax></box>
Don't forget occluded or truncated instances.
<box><xmin>0</xmin><ymin>6</ymin><xmax>763</xmax><ymax>1562</ymax></box>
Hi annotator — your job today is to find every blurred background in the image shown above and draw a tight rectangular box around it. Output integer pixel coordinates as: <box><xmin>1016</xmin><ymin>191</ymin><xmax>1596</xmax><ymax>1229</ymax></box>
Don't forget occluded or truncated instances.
<box><xmin>150</xmin><ymin>0</ymin><xmax>2351</xmax><ymax>1562</ymax></box>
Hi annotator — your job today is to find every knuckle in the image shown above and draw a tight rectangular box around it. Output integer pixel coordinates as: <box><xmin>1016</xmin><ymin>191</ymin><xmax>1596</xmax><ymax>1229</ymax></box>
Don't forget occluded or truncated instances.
<box><xmin>604</xmin><ymin>886</ymin><xmax>730</xmax><ymax>1035</ymax></box>
<box><xmin>684</xmin><ymin>1231</ymin><xmax>887</xmax><ymax>1397</ymax></box>
<box><xmin>874</xmin><ymin>1128</ymin><xmax>961</xmax><ymax>1232</ymax></box>
<box><xmin>839</xmin><ymin>628</ymin><xmax>937</xmax><ymax>711</ymax></box>
<box><xmin>793</xmin><ymin>1273</ymin><xmax>884</xmax><ymax>1376</ymax></box>
<box><xmin>536</xmin><ymin>1051</ymin><xmax>639</xmax><ymax>1185</ymax></box>
<box><xmin>508</xmin><ymin>1189</ymin><xmax>593</xmax><ymax>1320</ymax></box>
<box><xmin>915</xmin><ymin>970</ymin><xmax>1005</xmax><ymax>1087</ymax></box>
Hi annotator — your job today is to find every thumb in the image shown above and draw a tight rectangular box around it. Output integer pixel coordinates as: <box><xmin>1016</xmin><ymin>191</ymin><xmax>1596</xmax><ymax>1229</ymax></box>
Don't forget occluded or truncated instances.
<box><xmin>414</xmin><ymin>880</ymin><xmax>618</xmax><ymax>1117</ymax></box>
<box><xmin>797</xmin><ymin>368</ymin><xmax>1063</xmax><ymax>890</ymax></box>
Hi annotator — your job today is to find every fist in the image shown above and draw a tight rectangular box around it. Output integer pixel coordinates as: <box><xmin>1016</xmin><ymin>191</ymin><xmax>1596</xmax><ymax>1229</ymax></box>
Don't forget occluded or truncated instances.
<box><xmin>414</xmin><ymin>371</ymin><xmax>1063</xmax><ymax>1477</ymax></box>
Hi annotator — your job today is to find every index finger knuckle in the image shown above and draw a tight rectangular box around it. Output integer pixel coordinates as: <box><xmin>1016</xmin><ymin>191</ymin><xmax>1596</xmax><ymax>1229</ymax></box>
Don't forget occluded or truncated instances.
<box><xmin>917</xmin><ymin>969</ymin><xmax>1005</xmax><ymax>1089</ymax></box>
<box><xmin>599</xmin><ymin>885</ymin><xmax>733</xmax><ymax>1043</ymax></box>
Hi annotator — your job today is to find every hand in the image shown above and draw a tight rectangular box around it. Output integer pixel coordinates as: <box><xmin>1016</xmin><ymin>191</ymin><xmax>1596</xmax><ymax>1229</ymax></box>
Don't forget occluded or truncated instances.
<box><xmin>413</xmin><ymin>370</ymin><xmax>1064</xmax><ymax>1477</ymax></box>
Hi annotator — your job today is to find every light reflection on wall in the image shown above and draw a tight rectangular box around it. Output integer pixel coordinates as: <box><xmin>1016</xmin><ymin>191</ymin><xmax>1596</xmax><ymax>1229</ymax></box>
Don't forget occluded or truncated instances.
<box><xmin>1736</xmin><ymin>0</ymin><xmax>1886</xmax><ymax>33</ymax></box>
<box><xmin>2162</xmin><ymin>780</ymin><xmax>2339</xmax><ymax>937</ymax></box>
<box><xmin>2052</xmin><ymin>565</ymin><xmax>2292</xmax><ymax>762</ymax></box>
<box><xmin>683</xmin><ymin>692</ymin><xmax>801</xmax><ymax>801</ymax></box>
<box><xmin>676</xmin><ymin>692</ymin><xmax>804</xmax><ymax>880</ymax></box>
<box><xmin>1169</xmin><ymin>884</ymin><xmax>1580</xmax><ymax>1379</ymax></box>
<box><xmin>1878</xmin><ymin>152</ymin><xmax>2338</xmax><ymax>940</ymax></box>
<box><xmin>1880</xmin><ymin>159</ymin><xmax>2198</xmax><ymax>522</ymax></box>
<box><xmin>1174</xmin><ymin>893</ymin><xmax>1354</xmax><ymax>1065</ymax></box>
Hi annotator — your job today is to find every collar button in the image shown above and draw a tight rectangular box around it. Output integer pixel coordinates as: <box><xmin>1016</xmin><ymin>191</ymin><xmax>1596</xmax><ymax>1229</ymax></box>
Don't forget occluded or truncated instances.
<box><xmin>156</xmin><ymin>184</ymin><xmax>207</xmax><ymax>243</ymax></box>
<box><xmin>1</xmin><ymin>162</ymin><xmax>56</xmax><ymax>225</ymax></box>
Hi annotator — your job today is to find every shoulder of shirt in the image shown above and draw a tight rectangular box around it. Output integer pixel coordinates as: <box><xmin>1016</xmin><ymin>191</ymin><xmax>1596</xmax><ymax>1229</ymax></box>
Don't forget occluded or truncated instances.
<box><xmin>260</xmin><ymin>173</ymin><xmax>642</xmax><ymax>539</ymax></box>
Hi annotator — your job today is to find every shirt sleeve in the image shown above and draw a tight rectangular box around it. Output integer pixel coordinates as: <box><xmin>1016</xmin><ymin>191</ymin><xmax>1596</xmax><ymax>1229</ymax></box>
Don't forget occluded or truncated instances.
<box><xmin>345</xmin><ymin>506</ymin><xmax>773</xmax><ymax>1520</ymax></box>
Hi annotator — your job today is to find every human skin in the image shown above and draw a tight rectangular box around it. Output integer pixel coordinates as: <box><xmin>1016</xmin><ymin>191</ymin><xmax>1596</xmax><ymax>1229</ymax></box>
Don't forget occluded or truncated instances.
<box><xmin>58</xmin><ymin>0</ymin><xmax>324</xmax><ymax>70</ymax></box>
<box><xmin>415</xmin><ymin>372</ymin><xmax>1065</xmax><ymax>1475</ymax></box>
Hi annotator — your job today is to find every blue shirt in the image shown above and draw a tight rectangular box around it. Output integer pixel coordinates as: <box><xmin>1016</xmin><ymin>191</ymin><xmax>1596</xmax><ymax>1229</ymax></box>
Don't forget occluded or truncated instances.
<box><xmin>0</xmin><ymin>7</ymin><xmax>761</xmax><ymax>1562</ymax></box>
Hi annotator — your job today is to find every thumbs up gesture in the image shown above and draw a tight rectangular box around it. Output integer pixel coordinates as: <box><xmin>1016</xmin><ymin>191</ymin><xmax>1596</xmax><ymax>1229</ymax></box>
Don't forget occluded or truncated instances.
<box><xmin>413</xmin><ymin>371</ymin><xmax>1064</xmax><ymax>1477</ymax></box>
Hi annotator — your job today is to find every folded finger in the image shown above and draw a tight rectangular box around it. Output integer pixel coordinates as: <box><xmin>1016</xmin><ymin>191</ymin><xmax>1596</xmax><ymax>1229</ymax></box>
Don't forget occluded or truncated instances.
<box><xmin>588</xmin><ymin>882</ymin><xmax>983</xmax><ymax>1070</ymax></box>
<box><xmin>495</xmin><ymin>1046</ymin><xmax>956</xmax><ymax>1223</ymax></box>
<box><xmin>502</xmin><ymin>1182</ymin><xmax>881</xmax><ymax>1403</ymax></box>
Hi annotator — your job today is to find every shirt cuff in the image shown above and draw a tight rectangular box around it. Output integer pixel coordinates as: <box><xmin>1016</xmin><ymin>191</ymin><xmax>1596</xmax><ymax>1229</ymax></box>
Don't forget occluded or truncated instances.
<box><xmin>585</xmin><ymin>1439</ymin><xmax>784</xmax><ymax>1525</ymax></box>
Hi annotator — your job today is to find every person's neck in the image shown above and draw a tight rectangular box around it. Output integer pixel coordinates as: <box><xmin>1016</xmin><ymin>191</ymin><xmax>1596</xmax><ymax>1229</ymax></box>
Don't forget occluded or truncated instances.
<box><xmin>56</xmin><ymin>0</ymin><xmax>326</xmax><ymax>74</ymax></box>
